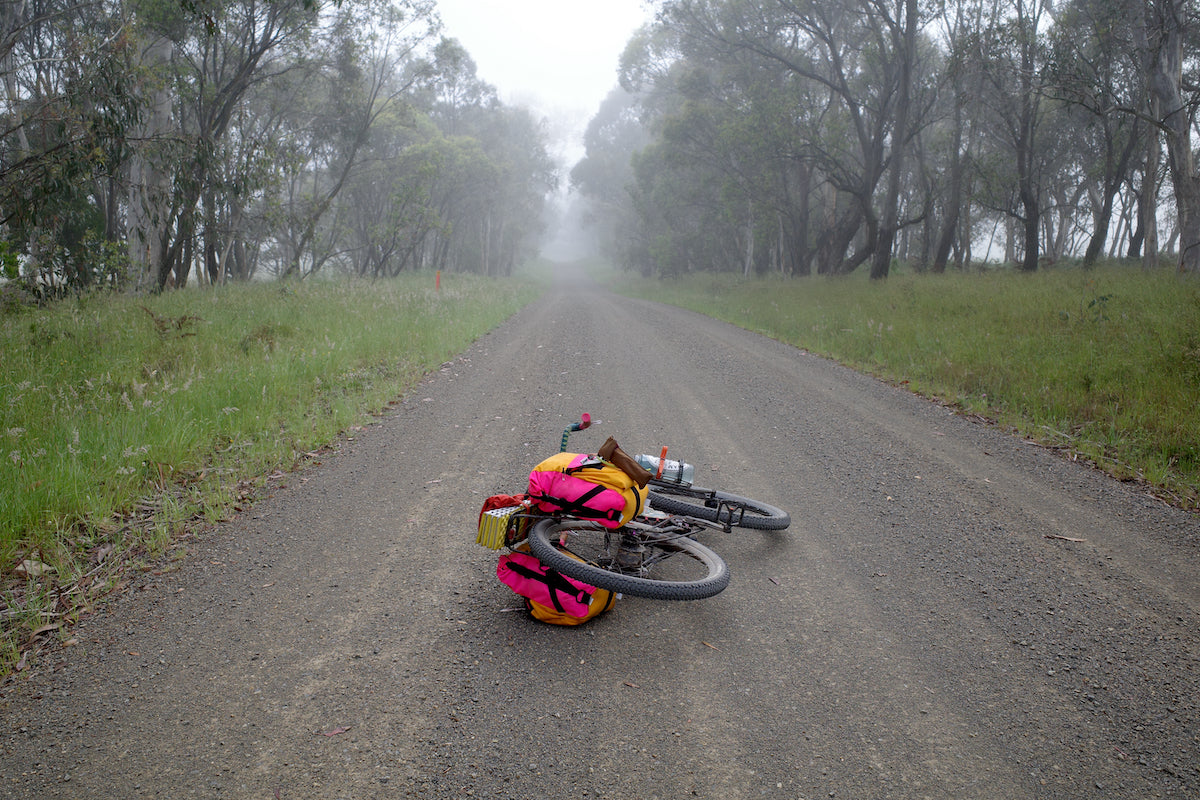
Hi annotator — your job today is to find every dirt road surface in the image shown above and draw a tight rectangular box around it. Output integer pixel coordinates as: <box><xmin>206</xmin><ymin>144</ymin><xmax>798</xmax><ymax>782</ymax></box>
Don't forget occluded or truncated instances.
<box><xmin>2</xmin><ymin>276</ymin><xmax>1199</xmax><ymax>799</ymax></box>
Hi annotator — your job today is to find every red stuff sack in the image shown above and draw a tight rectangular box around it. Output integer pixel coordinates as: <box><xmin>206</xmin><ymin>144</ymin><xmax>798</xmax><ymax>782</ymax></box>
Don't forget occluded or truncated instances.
<box><xmin>478</xmin><ymin>494</ymin><xmax>526</xmax><ymax>527</ymax></box>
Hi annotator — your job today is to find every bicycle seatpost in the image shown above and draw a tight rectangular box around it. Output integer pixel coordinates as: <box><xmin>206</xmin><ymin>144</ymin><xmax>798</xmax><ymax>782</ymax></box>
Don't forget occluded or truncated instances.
<box><xmin>560</xmin><ymin>413</ymin><xmax>592</xmax><ymax>452</ymax></box>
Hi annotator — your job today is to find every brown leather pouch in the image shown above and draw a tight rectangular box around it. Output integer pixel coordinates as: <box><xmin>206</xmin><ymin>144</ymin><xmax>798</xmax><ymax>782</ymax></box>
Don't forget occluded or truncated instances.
<box><xmin>597</xmin><ymin>436</ymin><xmax>653</xmax><ymax>488</ymax></box>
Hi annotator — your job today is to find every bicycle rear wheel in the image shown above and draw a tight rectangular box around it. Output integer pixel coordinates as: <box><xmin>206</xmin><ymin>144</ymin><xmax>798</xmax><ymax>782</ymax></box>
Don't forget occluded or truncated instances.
<box><xmin>527</xmin><ymin>518</ymin><xmax>729</xmax><ymax>601</ymax></box>
<box><xmin>647</xmin><ymin>484</ymin><xmax>790</xmax><ymax>530</ymax></box>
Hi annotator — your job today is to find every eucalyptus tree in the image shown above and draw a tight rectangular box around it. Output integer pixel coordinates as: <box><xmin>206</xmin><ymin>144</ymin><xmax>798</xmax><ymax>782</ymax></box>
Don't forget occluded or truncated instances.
<box><xmin>408</xmin><ymin>108</ymin><xmax>556</xmax><ymax>276</ymax></box>
<box><xmin>920</xmin><ymin>0</ymin><xmax>989</xmax><ymax>273</ymax></box>
<box><xmin>628</xmin><ymin>137</ymin><xmax>729</xmax><ymax>275</ymax></box>
<box><xmin>1139</xmin><ymin>0</ymin><xmax>1200</xmax><ymax>272</ymax></box>
<box><xmin>194</xmin><ymin>62</ymin><xmax>303</xmax><ymax>283</ymax></box>
<box><xmin>1047</xmin><ymin>0</ymin><xmax>1146</xmax><ymax>268</ymax></box>
<box><xmin>966</xmin><ymin>0</ymin><xmax>1062</xmax><ymax>271</ymax></box>
<box><xmin>642</xmin><ymin>0</ymin><xmax>931</xmax><ymax>278</ymax></box>
<box><xmin>398</xmin><ymin>38</ymin><xmax>556</xmax><ymax>275</ymax></box>
<box><xmin>619</xmin><ymin>41</ymin><xmax>765</xmax><ymax>275</ymax></box>
<box><xmin>416</xmin><ymin>36</ymin><xmax>498</xmax><ymax>136</ymax></box>
<box><xmin>1</xmin><ymin>0</ymin><xmax>140</xmax><ymax>289</ymax></box>
<box><xmin>125</xmin><ymin>9</ymin><xmax>176</xmax><ymax>287</ymax></box>
<box><xmin>614</xmin><ymin>21</ymin><xmax>725</xmax><ymax>276</ymax></box>
<box><xmin>569</xmin><ymin>87</ymin><xmax>649</xmax><ymax>268</ymax></box>
<box><xmin>338</xmin><ymin>109</ymin><xmax>433</xmax><ymax>278</ymax></box>
<box><xmin>132</xmin><ymin>0</ymin><xmax>322</xmax><ymax>289</ymax></box>
<box><xmin>467</xmin><ymin>104</ymin><xmax>557</xmax><ymax>276</ymax></box>
<box><xmin>124</xmin><ymin>0</ymin><xmax>441</xmax><ymax>287</ymax></box>
<box><xmin>344</xmin><ymin>113</ymin><xmax>553</xmax><ymax>279</ymax></box>
<box><xmin>1</xmin><ymin>0</ymin><xmax>552</xmax><ymax>294</ymax></box>
<box><xmin>616</xmin><ymin>12</ymin><xmax>823</xmax><ymax>277</ymax></box>
<box><xmin>614</xmin><ymin>25</ymin><xmax>753</xmax><ymax>275</ymax></box>
<box><xmin>651</xmin><ymin>30</ymin><xmax>837</xmax><ymax>276</ymax></box>
<box><xmin>867</xmin><ymin>0</ymin><xmax>922</xmax><ymax>278</ymax></box>
<box><xmin>275</xmin><ymin>0</ymin><xmax>439</xmax><ymax>278</ymax></box>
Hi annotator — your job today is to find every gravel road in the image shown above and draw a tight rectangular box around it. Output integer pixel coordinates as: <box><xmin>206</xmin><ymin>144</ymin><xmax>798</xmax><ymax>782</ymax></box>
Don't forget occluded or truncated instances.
<box><xmin>2</xmin><ymin>273</ymin><xmax>1198</xmax><ymax>799</ymax></box>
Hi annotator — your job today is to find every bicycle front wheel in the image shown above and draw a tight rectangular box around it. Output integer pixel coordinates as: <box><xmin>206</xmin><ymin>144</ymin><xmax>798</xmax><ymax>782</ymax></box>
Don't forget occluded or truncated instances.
<box><xmin>527</xmin><ymin>519</ymin><xmax>729</xmax><ymax>601</ymax></box>
<box><xmin>647</xmin><ymin>484</ymin><xmax>791</xmax><ymax>530</ymax></box>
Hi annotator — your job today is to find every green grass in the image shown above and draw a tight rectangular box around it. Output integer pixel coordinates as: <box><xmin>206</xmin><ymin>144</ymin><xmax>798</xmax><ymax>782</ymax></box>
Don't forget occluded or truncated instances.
<box><xmin>1</xmin><ymin>272</ymin><xmax>541</xmax><ymax>667</ymax></box>
<box><xmin>603</xmin><ymin>263</ymin><xmax>1200</xmax><ymax>507</ymax></box>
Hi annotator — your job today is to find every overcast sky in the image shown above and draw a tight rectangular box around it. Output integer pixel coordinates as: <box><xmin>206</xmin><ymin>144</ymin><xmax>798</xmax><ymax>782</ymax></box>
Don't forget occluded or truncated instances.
<box><xmin>434</xmin><ymin>1</ymin><xmax>653</xmax><ymax>158</ymax></box>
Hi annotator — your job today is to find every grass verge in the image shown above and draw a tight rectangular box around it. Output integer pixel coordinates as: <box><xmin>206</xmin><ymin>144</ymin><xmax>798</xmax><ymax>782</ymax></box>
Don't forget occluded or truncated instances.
<box><xmin>604</xmin><ymin>264</ymin><xmax>1200</xmax><ymax>509</ymax></box>
<box><xmin>1</xmin><ymin>272</ymin><xmax>540</xmax><ymax>671</ymax></box>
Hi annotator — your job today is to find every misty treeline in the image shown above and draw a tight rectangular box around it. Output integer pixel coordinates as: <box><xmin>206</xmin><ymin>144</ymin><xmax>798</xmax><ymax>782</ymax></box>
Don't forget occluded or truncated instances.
<box><xmin>0</xmin><ymin>0</ymin><xmax>555</xmax><ymax>294</ymax></box>
<box><xmin>572</xmin><ymin>0</ymin><xmax>1200</xmax><ymax>278</ymax></box>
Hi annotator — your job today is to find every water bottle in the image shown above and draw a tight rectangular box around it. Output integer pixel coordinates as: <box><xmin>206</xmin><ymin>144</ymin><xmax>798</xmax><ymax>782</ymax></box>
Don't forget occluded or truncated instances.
<box><xmin>635</xmin><ymin>454</ymin><xmax>695</xmax><ymax>485</ymax></box>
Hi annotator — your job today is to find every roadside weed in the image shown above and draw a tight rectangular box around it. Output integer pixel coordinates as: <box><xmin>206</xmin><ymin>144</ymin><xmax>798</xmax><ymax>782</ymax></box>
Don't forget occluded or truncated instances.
<box><xmin>1</xmin><ymin>273</ymin><xmax>540</xmax><ymax>670</ymax></box>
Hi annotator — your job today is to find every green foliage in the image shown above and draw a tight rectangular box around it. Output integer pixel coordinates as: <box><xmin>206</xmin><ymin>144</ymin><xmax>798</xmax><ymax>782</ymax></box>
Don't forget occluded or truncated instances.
<box><xmin>0</xmin><ymin>274</ymin><xmax>540</xmax><ymax>668</ymax></box>
<box><xmin>608</xmin><ymin>264</ymin><xmax>1200</xmax><ymax>507</ymax></box>
<box><xmin>0</xmin><ymin>240</ymin><xmax>18</xmax><ymax>281</ymax></box>
<box><xmin>1</xmin><ymin>4</ymin><xmax>142</xmax><ymax>263</ymax></box>
<box><xmin>580</xmin><ymin>0</ymin><xmax>1199</xmax><ymax>278</ymax></box>
<box><xmin>4</xmin><ymin>0</ymin><xmax>551</xmax><ymax>291</ymax></box>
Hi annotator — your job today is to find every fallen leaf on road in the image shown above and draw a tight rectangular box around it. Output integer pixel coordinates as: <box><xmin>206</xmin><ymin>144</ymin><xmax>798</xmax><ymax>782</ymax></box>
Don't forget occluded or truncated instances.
<box><xmin>30</xmin><ymin>622</ymin><xmax>60</xmax><ymax>637</ymax></box>
<box><xmin>15</xmin><ymin>559</ymin><xmax>53</xmax><ymax>578</ymax></box>
<box><xmin>317</xmin><ymin>726</ymin><xmax>351</xmax><ymax>737</ymax></box>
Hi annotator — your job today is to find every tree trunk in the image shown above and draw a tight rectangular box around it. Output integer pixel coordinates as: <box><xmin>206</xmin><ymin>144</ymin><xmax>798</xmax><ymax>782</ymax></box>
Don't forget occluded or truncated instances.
<box><xmin>1019</xmin><ymin>186</ymin><xmax>1040</xmax><ymax>272</ymax></box>
<box><xmin>1141</xmin><ymin>97</ymin><xmax>1161</xmax><ymax>269</ymax></box>
<box><xmin>785</xmin><ymin>160</ymin><xmax>812</xmax><ymax>276</ymax></box>
<box><xmin>125</xmin><ymin>35</ymin><xmax>175</xmax><ymax>290</ymax></box>
<box><xmin>870</xmin><ymin>0</ymin><xmax>919</xmax><ymax>281</ymax></box>
<box><xmin>743</xmin><ymin>200</ymin><xmax>754</xmax><ymax>277</ymax></box>
<box><xmin>481</xmin><ymin>213</ymin><xmax>490</xmax><ymax>276</ymax></box>
<box><xmin>819</xmin><ymin>202</ymin><xmax>864</xmax><ymax>275</ymax></box>
<box><xmin>931</xmin><ymin>117</ymin><xmax>964</xmax><ymax>274</ymax></box>
<box><xmin>1082</xmin><ymin>123</ymin><xmax>1139</xmax><ymax>268</ymax></box>
<box><xmin>2</xmin><ymin>0</ymin><xmax>42</xmax><ymax>273</ymax></box>
<box><xmin>1146</xmin><ymin>0</ymin><xmax>1200</xmax><ymax>272</ymax></box>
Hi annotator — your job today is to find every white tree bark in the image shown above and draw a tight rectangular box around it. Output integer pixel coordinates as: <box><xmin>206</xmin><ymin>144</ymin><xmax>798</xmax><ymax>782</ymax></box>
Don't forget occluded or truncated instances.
<box><xmin>125</xmin><ymin>34</ymin><xmax>175</xmax><ymax>289</ymax></box>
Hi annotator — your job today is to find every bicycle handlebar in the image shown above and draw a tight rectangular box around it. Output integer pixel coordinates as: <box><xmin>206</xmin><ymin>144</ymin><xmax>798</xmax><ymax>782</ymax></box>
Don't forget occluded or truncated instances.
<box><xmin>560</xmin><ymin>413</ymin><xmax>592</xmax><ymax>452</ymax></box>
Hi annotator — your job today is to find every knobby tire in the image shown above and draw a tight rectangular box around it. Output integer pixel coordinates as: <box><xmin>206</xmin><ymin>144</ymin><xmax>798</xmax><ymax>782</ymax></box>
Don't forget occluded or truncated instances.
<box><xmin>647</xmin><ymin>485</ymin><xmax>790</xmax><ymax>530</ymax></box>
